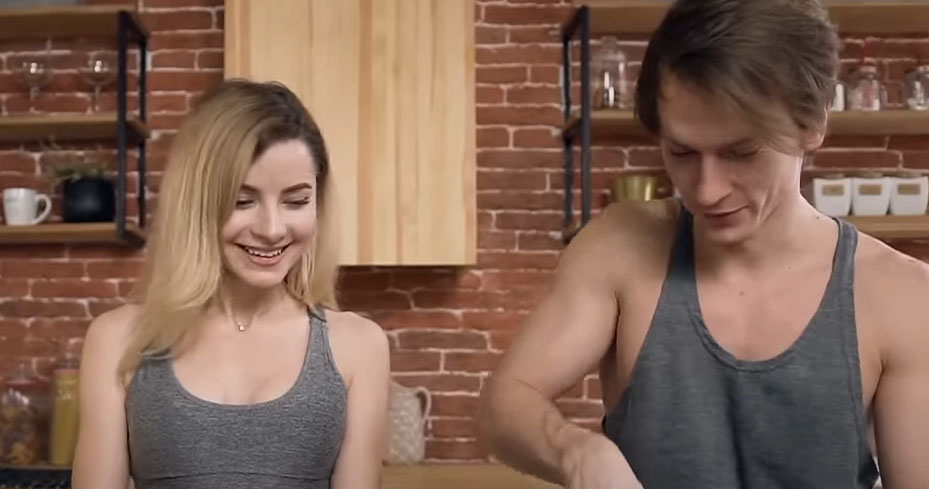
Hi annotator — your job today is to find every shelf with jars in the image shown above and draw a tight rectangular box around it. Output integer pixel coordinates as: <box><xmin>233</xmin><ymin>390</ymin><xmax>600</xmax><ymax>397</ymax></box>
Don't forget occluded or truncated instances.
<box><xmin>560</xmin><ymin>3</ymin><xmax>929</xmax><ymax>242</ymax></box>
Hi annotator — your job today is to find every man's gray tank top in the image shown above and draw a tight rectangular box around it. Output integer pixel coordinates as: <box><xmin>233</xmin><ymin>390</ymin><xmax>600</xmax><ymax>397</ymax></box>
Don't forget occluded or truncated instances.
<box><xmin>602</xmin><ymin>208</ymin><xmax>879</xmax><ymax>489</ymax></box>
<box><xmin>125</xmin><ymin>308</ymin><xmax>347</xmax><ymax>489</ymax></box>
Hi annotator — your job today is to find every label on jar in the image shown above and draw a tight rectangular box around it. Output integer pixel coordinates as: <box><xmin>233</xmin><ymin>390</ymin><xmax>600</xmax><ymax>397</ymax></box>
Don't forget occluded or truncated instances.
<box><xmin>822</xmin><ymin>184</ymin><xmax>845</xmax><ymax>196</ymax></box>
<box><xmin>897</xmin><ymin>183</ymin><xmax>922</xmax><ymax>195</ymax></box>
<box><xmin>858</xmin><ymin>184</ymin><xmax>883</xmax><ymax>196</ymax></box>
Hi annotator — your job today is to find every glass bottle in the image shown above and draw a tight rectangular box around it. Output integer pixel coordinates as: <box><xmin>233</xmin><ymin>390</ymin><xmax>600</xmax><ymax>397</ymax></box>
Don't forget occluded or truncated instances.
<box><xmin>904</xmin><ymin>65</ymin><xmax>929</xmax><ymax>111</ymax></box>
<box><xmin>593</xmin><ymin>36</ymin><xmax>632</xmax><ymax>110</ymax></box>
<box><xmin>49</xmin><ymin>338</ymin><xmax>83</xmax><ymax>466</ymax></box>
<box><xmin>846</xmin><ymin>65</ymin><xmax>884</xmax><ymax>111</ymax></box>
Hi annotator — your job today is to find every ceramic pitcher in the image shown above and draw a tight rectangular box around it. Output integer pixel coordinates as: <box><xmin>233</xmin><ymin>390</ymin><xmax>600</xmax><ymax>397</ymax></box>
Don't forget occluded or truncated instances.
<box><xmin>385</xmin><ymin>381</ymin><xmax>431</xmax><ymax>465</ymax></box>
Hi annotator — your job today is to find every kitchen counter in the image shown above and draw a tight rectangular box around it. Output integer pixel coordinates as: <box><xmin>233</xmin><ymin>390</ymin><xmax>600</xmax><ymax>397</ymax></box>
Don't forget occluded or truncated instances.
<box><xmin>383</xmin><ymin>463</ymin><xmax>558</xmax><ymax>489</ymax></box>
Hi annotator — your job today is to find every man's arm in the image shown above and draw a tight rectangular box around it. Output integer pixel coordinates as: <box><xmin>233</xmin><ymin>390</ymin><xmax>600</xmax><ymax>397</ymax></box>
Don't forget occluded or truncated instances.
<box><xmin>478</xmin><ymin>204</ymin><xmax>643</xmax><ymax>486</ymax></box>
<box><xmin>872</xmin><ymin>268</ymin><xmax>929</xmax><ymax>489</ymax></box>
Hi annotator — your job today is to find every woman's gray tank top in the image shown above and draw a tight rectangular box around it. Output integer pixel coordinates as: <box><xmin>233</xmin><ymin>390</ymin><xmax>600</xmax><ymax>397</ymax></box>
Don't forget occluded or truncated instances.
<box><xmin>602</xmin><ymin>209</ymin><xmax>879</xmax><ymax>489</ymax></box>
<box><xmin>126</xmin><ymin>308</ymin><xmax>347</xmax><ymax>489</ymax></box>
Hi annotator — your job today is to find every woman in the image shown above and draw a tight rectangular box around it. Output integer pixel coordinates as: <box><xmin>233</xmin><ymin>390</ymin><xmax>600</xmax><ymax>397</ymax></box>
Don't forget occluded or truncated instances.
<box><xmin>72</xmin><ymin>80</ymin><xmax>390</xmax><ymax>489</ymax></box>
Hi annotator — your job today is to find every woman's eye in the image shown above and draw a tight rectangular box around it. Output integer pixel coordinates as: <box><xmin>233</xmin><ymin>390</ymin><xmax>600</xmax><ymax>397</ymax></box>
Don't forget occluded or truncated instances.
<box><xmin>235</xmin><ymin>199</ymin><xmax>253</xmax><ymax>208</ymax></box>
<box><xmin>286</xmin><ymin>198</ymin><xmax>311</xmax><ymax>206</ymax></box>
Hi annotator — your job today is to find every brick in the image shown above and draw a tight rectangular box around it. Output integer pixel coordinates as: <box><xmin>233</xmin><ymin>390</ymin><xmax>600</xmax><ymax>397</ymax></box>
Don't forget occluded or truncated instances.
<box><xmin>513</xmin><ymin>128</ymin><xmax>560</xmax><ymax>148</ymax></box>
<box><xmin>495</xmin><ymin>211</ymin><xmax>563</xmax><ymax>231</ymax></box>
<box><xmin>425</xmin><ymin>440</ymin><xmax>486</xmax><ymax>461</ymax></box>
<box><xmin>151</xmin><ymin>51</ymin><xmax>197</xmax><ymax>69</ymax></box>
<box><xmin>0</xmin><ymin>300</ymin><xmax>85</xmax><ymax>318</ymax></box>
<box><xmin>412</xmin><ymin>290</ymin><xmax>505</xmax><ymax>309</ymax></box>
<box><xmin>530</xmin><ymin>65</ymin><xmax>561</xmax><ymax>84</ymax></box>
<box><xmin>555</xmin><ymin>399</ymin><xmax>605</xmax><ymax>419</ymax></box>
<box><xmin>518</xmin><ymin>232</ymin><xmax>562</xmax><ymax>251</ymax></box>
<box><xmin>340</xmin><ymin>291</ymin><xmax>411</xmax><ymax>311</ymax></box>
<box><xmin>148</xmin><ymin>113</ymin><xmax>190</xmax><ymax>131</ymax></box>
<box><xmin>393</xmin><ymin>373</ymin><xmax>481</xmax><ymax>393</ymax></box>
<box><xmin>489</xmin><ymin>329</ymin><xmax>519</xmax><ymax>351</ymax></box>
<box><xmin>88</xmin><ymin>299</ymin><xmax>125</xmax><ymax>317</ymax></box>
<box><xmin>149</xmin><ymin>71</ymin><xmax>222</xmax><ymax>91</ymax></box>
<box><xmin>586</xmin><ymin>377</ymin><xmax>602</xmax><ymax>399</ymax></box>
<box><xmin>477</xmin><ymin>128</ymin><xmax>510</xmax><ymax>148</ymax></box>
<box><xmin>507</xmin><ymin>85</ymin><xmax>562</xmax><ymax>105</ymax></box>
<box><xmin>903</xmin><ymin>151</ymin><xmax>929</xmax><ymax>169</ymax></box>
<box><xmin>889</xmin><ymin>136</ymin><xmax>929</xmax><ymax>151</ymax></box>
<box><xmin>478</xmin><ymin>106</ymin><xmax>563</xmax><ymax>126</ymax></box>
<box><xmin>479</xmin><ymin>230</ymin><xmax>517</xmax><ymax>250</ymax></box>
<box><xmin>117</xmin><ymin>281</ymin><xmax>137</xmax><ymax>298</ymax></box>
<box><xmin>883</xmin><ymin>59</ymin><xmax>919</xmax><ymax>81</ymax></box>
<box><xmin>0</xmin><ymin>261</ymin><xmax>84</xmax><ymax>279</ymax></box>
<box><xmin>391</xmin><ymin>350</ymin><xmax>441</xmax><ymax>372</ymax></box>
<box><xmin>338</xmin><ymin>271</ymin><xmax>391</xmax><ymax>292</ymax></box>
<box><xmin>0</xmin><ymin>152</ymin><xmax>37</xmax><ymax>173</ymax></box>
<box><xmin>69</xmin><ymin>246</ymin><xmax>140</xmax><ymax>259</ymax></box>
<box><xmin>478</xmin><ymin>251</ymin><xmax>559</xmax><ymax>269</ymax></box>
<box><xmin>0</xmin><ymin>245</ymin><xmax>66</xmax><ymax>259</ymax></box>
<box><xmin>149</xmin><ymin>93</ymin><xmax>189</xmax><ymax>113</ymax></box>
<box><xmin>0</xmin><ymin>279</ymin><xmax>29</xmax><ymax>296</ymax></box>
<box><xmin>483</xmin><ymin>5</ymin><xmax>572</xmax><ymax>25</ymax></box>
<box><xmin>85</xmin><ymin>260</ymin><xmax>144</xmax><ymax>279</ymax></box>
<box><xmin>839</xmin><ymin>39</ymin><xmax>864</xmax><ymax>61</ymax></box>
<box><xmin>482</xmin><ymin>270</ymin><xmax>554</xmax><ymax>290</ymax></box>
<box><xmin>28</xmin><ymin>319</ymin><xmax>90</xmax><ymax>339</ymax></box>
<box><xmin>150</xmin><ymin>32</ymin><xmax>224</xmax><ymax>50</ymax></box>
<box><xmin>477</xmin><ymin>191</ymin><xmax>561</xmax><ymax>210</ymax></box>
<box><xmin>9</xmin><ymin>94</ymin><xmax>90</xmax><ymax>114</ymax></box>
<box><xmin>197</xmin><ymin>50</ymin><xmax>224</xmax><ymax>69</ymax></box>
<box><xmin>142</xmin><ymin>11</ymin><xmax>214</xmax><ymax>32</ymax></box>
<box><xmin>0</xmin><ymin>320</ymin><xmax>28</xmax><ymax>343</ymax></box>
<box><xmin>478</xmin><ymin>149</ymin><xmax>562</xmax><ymax>170</ymax></box>
<box><xmin>476</xmin><ymin>26</ymin><xmax>507</xmax><ymax>45</ymax></box>
<box><xmin>391</xmin><ymin>270</ymin><xmax>481</xmax><ymax>291</ymax></box>
<box><xmin>476</xmin><ymin>45</ymin><xmax>562</xmax><ymax>65</ymax></box>
<box><xmin>430</xmin><ymin>418</ymin><xmax>478</xmax><ymax>438</ymax></box>
<box><xmin>509</xmin><ymin>26</ymin><xmax>560</xmax><ymax>44</ymax></box>
<box><xmin>823</xmin><ymin>135</ymin><xmax>888</xmax><ymax>148</ymax></box>
<box><xmin>864</xmin><ymin>39</ymin><xmax>928</xmax><ymax>60</ymax></box>
<box><xmin>629</xmin><ymin>148</ymin><xmax>663</xmax><ymax>167</ymax></box>
<box><xmin>462</xmin><ymin>311</ymin><xmax>527</xmax><ymax>331</ymax></box>
<box><xmin>477</xmin><ymin>170</ymin><xmax>547</xmax><ymax>191</ymax></box>
<box><xmin>31</xmin><ymin>279</ymin><xmax>118</xmax><ymax>298</ymax></box>
<box><xmin>478</xmin><ymin>210</ymin><xmax>494</xmax><ymax>230</ymax></box>
<box><xmin>476</xmin><ymin>66</ymin><xmax>528</xmax><ymax>84</ymax></box>
<box><xmin>476</xmin><ymin>85</ymin><xmax>505</xmax><ymax>104</ymax></box>
<box><xmin>397</xmin><ymin>330</ymin><xmax>488</xmax><ymax>350</ymax></box>
<box><xmin>812</xmin><ymin>150</ymin><xmax>901</xmax><ymax>168</ymax></box>
<box><xmin>431</xmin><ymin>394</ymin><xmax>480</xmax><ymax>417</ymax></box>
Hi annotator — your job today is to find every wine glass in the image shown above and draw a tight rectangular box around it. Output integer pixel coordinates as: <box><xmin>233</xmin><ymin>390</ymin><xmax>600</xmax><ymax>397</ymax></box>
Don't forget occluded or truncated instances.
<box><xmin>15</xmin><ymin>60</ymin><xmax>51</xmax><ymax>113</ymax></box>
<box><xmin>79</xmin><ymin>55</ymin><xmax>116</xmax><ymax>113</ymax></box>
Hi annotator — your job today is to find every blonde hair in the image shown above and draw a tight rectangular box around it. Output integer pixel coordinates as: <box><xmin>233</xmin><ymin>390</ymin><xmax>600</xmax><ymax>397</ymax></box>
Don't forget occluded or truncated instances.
<box><xmin>118</xmin><ymin>80</ymin><xmax>340</xmax><ymax>381</ymax></box>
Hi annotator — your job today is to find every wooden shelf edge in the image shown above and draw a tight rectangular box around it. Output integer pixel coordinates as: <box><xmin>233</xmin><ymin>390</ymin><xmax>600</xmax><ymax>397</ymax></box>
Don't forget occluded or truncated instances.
<box><xmin>0</xmin><ymin>113</ymin><xmax>150</xmax><ymax>143</ymax></box>
<box><xmin>0</xmin><ymin>5</ymin><xmax>146</xmax><ymax>40</ymax></box>
<box><xmin>845</xmin><ymin>215</ymin><xmax>929</xmax><ymax>240</ymax></box>
<box><xmin>0</xmin><ymin>222</ymin><xmax>146</xmax><ymax>247</ymax></box>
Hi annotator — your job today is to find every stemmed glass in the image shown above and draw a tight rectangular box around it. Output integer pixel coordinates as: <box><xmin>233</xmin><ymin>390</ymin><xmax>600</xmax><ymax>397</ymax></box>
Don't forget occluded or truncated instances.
<box><xmin>15</xmin><ymin>60</ymin><xmax>52</xmax><ymax>113</ymax></box>
<box><xmin>79</xmin><ymin>54</ymin><xmax>116</xmax><ymax>112</ymax></box>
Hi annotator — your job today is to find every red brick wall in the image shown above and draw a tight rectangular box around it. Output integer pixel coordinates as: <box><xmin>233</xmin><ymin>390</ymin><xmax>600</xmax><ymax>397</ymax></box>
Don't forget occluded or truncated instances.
<box><xmin>1</xmin><ymin>0</ymin><xmax>928</xmax><ymax>462</ymax></box>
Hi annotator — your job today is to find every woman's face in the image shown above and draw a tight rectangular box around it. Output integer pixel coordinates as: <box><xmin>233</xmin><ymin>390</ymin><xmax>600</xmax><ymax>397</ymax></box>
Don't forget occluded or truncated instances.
<box><xmin>220</xmin><ymin>139</ymin><xmax>318</xmax><ymax>290</ymax></box>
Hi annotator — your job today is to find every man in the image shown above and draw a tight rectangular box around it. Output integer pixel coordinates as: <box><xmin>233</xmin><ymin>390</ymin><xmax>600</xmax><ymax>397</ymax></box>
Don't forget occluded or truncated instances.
<box><xmin>479</xmin><ymin>1</ymin><xmax>929</xmax><ymax>488</ymax></box>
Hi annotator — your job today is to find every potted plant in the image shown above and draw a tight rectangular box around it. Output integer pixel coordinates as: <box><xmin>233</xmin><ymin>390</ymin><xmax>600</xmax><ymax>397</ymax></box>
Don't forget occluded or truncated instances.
<box><xmin>48</xmin><ymin>154</ymin><xmax>116</xmax><ymax>223</ymax></box>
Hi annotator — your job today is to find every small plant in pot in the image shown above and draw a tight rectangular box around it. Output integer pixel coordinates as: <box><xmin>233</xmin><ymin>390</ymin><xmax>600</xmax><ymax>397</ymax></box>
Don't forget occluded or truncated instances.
<box><xmin>50</xmin><ymin>157</ymin><xmax>116</xmax><ymax>223</ymax></box>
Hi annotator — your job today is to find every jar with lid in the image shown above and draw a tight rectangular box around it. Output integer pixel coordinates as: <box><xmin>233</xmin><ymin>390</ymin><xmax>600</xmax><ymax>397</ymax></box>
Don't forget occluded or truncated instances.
<box><xmin>0</xmin><ymin>360</ymin><xmax>51</xmax><ymax>465</ymax></box>
<box><xmin>593</xmin><ymin>36</ymin><xmax>632</xmax><ymax>110</ymax></box>
<box><xmin>49</xmin><ymin>337</ymin><xmax>83</xmax><ymax>466</ymax></box>
<box><xmin>904</xmin><ymin>65</ymin><xmax>929</xmax><ymax>111</ymax></box>
<box><xmin>846</xmin><ymin>65</ymin><xmax>884</xmax><ymax>111</ymax></box>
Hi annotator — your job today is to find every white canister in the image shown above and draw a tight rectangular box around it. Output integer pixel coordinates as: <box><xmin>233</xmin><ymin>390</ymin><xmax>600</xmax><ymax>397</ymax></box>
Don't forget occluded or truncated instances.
<box><xmin>889</xmin><ymin>171</ymin><xmax>929</xmax><ymax>216</ymax></box>
<box><xmin>851</xmin><ymin>172</ymin><xmax>891</xmax><ymax>216</ymax></box>
<box><xmin>812</xmin><ymin>174</ymin><xmax>852</xmax><ymax>217</ymax></box>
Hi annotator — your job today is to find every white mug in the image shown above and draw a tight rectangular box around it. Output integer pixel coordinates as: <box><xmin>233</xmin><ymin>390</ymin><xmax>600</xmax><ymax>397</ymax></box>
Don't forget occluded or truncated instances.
<box><xmin>3</xmin><ymin>188</ymin><xmax>52</xmax><ymax>226</ymax></box>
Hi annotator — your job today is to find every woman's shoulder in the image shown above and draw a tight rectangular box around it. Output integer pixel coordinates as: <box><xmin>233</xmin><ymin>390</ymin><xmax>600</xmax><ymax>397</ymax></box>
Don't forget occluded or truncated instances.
<box><xmin>320</xmin><ymin>310</ymin><xmax>389</xmax><ymax>387</ymax></box>
<box><xmin>86</xmin><ymin>304</ymin><xmax>140</xmax><ymax>350</ymax></box>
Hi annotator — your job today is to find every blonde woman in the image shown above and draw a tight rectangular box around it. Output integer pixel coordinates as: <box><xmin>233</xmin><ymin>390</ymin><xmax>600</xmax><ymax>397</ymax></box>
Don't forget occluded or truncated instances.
<box><xmin>72</xmin><ymin>80</ymin><xmax>390</xmax><ymax>489</ymax></box>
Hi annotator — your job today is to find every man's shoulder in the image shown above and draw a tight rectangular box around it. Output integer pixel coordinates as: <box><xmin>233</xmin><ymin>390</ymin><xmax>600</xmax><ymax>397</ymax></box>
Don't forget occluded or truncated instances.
<box><xmin>856</xmin><ymin>233</ymin><xmax>929</xmax><ymax>298</ymax></box>
<box><xmin>582</xmin><ymin>198</ymin><xmax>679</xmax><ymax>248</ymax></box>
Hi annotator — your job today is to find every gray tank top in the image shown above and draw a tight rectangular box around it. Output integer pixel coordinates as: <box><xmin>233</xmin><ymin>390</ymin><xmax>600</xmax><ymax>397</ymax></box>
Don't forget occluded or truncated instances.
<box><xmin>126</xmin><ymin>307</ymin><xmax>347</xmax><ymax>489</ymax></box>
<box><xmin>602</xmin><ymin>208</ymin><xmax>879</xmax><ymax>489</ymax></box>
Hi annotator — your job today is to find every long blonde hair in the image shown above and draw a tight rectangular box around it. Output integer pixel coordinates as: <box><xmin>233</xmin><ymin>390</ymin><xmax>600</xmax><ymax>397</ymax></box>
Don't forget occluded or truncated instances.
<box><xmin>118</xmin><ymin>80</ymin><xmax>340</xmax><ymax>381</ymax></box>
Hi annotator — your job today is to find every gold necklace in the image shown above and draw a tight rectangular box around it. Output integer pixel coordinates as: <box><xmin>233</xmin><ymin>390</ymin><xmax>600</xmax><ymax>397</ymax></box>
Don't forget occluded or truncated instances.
<box><xmin>233</xmin><ymin>315</ymin><xmax>251</xmax><ymax>332</ymax></box>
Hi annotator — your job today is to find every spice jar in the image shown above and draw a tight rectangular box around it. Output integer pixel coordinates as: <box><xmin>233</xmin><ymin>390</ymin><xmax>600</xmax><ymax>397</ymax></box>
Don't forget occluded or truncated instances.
<box><xmin>889</xmin><ymin>171</ymin><xmax>929</xmax><ymax>216</ymax></box>
<box><xmin>904</xmin><ymin>66</ymin><xmax>929</xmax><ymax>111</ymax></box>
<box><xmin>49</xmin><ymin>338</ymin><xmax>82</xmax><ymax>466</ymax></box>
<box><xmin>593</xmin><ymin>36</ymin><xmax>632</xmax><ymax>110</ymax></box>
<box><xmin>852</xmin><ymin>172</ymin><xmax>891</xmax><ymax>216</ymax></box>
<box><xmin>847</xmin><ymin>66</ymin><xmax>884</xmax><ymax>111</ymax></box>
<box><xmin>0</xmin><ymin>360</ymin><xmax>51</xmax><ymax>465</ymax></box>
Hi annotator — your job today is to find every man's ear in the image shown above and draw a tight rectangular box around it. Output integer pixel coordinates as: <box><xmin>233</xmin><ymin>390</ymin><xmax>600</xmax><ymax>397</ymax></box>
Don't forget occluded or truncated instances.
<box><xmin>802</xmin><ymin>108</ymin><xmax>828</xmax><ymax>152</ymax></box>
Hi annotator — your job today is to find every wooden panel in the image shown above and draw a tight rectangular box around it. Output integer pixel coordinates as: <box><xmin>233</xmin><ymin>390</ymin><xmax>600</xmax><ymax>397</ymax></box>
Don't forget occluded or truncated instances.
<box><xmin>0</xmin><ymin>5</ymin><xmax>146</xmax><ymax>39</ymax></box>
<box><xmin>565</xmin><ymin>110</ymin><xmax>929</xmax><ymax>141</ymax></box>
<box><xmin>578</xmin><ymin>2</ymin><xmax>929</xmax><ymax>36</ymax></box>
<box><xmin>0</xmin><ymin>222</ymin><xmax>145</xmax><ymax>246</ymax></box>
<box><xmin>225</xmin><ymin>0</ymin><xmax>476</xmax><ymax>266</ymax></box>
<box><xmin>846</xmin><ymin>215</ymin><xmax>929</xmax><ymax>241</ymax></box>
<box><xmin>382</xmin><ymin>464</ymin><xmax>558</xmax><ymax>489</ymax></box>
<box><xmin>0</xmin><ymin>114</ymin><xmax>149</xmax><ymax>143</ymax></box>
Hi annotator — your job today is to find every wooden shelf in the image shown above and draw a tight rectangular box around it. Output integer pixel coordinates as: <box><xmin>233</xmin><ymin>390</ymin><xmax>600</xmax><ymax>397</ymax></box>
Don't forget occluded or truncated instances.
<box><xmin>585</xmin><ymin>2</ymin><xmax>929</xmax><ymax>36</ymax></box>
<box><xmin>845</xmin><ymin>215</ymin><xmax>929</xmax><ymax>240</ymax></box>
<box><xmin>0</xmin><ymin>5</ymin><xmax>145</xmax><ymax>39</ymax></box>
<box><xmin>564</xmin><ymin>110</ymin><xmax>929</xmax><ymax>140</ymax></box>
<box><xmin>0</xmin><ymin>222</ymin><xmax>145</xmax><ymax>247</ymax></box>
<box><xmin>0</xmin><ymin>113</ymin><xmax>149</xmax><ymax>143</ymax></box>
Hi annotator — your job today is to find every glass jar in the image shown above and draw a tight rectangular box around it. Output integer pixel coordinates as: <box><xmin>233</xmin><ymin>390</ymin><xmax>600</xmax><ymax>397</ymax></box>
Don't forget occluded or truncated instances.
<box><xmin>49</xmin><ymin>338</ymin><xmax>83</xmax><ymax>466</ymax></box>
<box><xmin>0</xmin><ymin>360</ymin><xmax>51</xmax><ymax>465</ymax></box>
<box><xmin>593</xmin><ymin>36</ymin><xmax>632</xmax><ymax>110</ymax></box>
<box><xmin>847</xmin><ymin>65</ymin><xmax>884</xmax><ymax>111</ymax></box>
<box><xmin>904</xmin><ymin>65</ymin><xmax>929</xmax><ymax>111</ymax></box>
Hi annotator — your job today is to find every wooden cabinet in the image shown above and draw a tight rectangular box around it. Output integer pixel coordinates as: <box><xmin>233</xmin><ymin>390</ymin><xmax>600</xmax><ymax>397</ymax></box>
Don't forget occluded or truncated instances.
<box><xmin>224</xmin><ymin>0</ymin><xmax>476</xmax><ymax>265</ymax></box>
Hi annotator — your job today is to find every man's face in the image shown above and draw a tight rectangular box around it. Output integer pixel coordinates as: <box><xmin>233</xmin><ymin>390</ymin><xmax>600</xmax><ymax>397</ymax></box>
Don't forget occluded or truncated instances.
<box><xmin>657</xmin><ymin>76</ymin><xmax>825</xmax><ymax>245</ymax></box>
